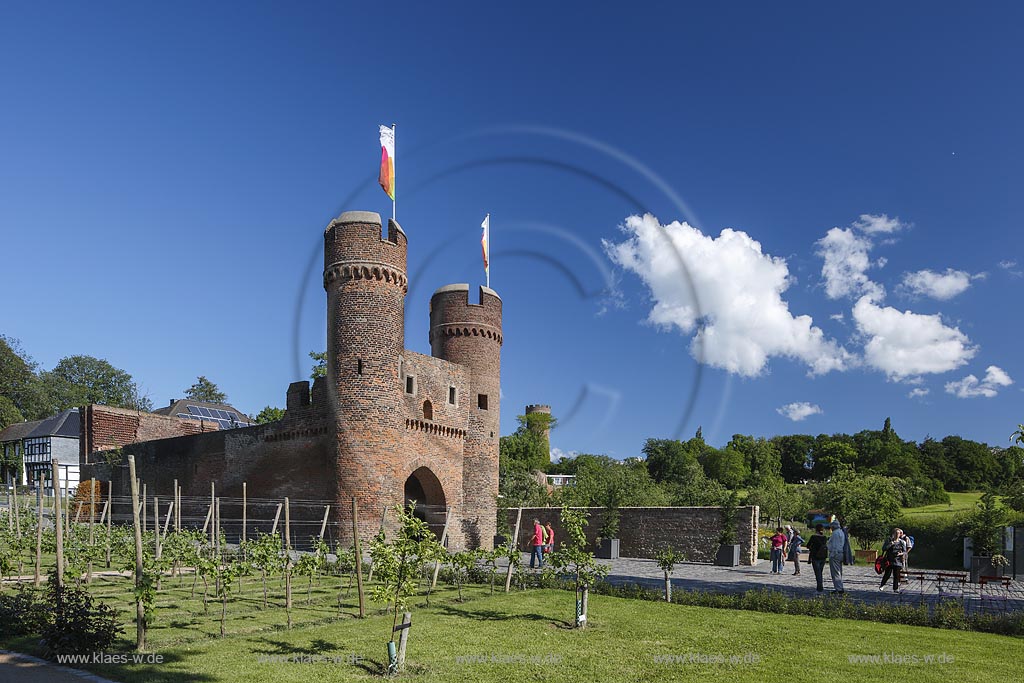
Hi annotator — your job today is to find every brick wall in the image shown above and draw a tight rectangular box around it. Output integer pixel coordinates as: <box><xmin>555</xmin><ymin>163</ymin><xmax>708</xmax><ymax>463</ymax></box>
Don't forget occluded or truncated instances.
<box><xmin>504</xmin><ymin>506</ymin><xmax>760</xmax><ymax>566</ymax></box>
<box><xmin>81</xmin><ymin>404</ymin><xmax>214</xmax><ymax>463</ymax></box>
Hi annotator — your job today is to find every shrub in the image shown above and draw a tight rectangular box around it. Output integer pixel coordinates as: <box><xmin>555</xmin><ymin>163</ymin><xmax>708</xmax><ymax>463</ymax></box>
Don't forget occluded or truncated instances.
<box><xmin>0</xmin><ymin>585</ymin><xmax>49</xmax><ymax>636</ymax></box>
<box><xmin>40</xmin><ymin>581</ymin><xmax>123</xmax><ymax>656</ymax></box>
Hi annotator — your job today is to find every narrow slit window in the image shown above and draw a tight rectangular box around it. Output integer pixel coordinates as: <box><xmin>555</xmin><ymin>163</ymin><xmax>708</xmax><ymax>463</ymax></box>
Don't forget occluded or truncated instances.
<box><xmin>405</xmin><ymin>375</ymin><xmax>415</xmax><ymax>395</ymax></box>
<box><xmin>477</xmin><ymin>394</ymin><xmax>488</xmax><ymax>410</ymax></box>
<box><xmin>448</xmin><ymin>386</ymin><xmax>457</xmax><ymax>405</ymax></box>
<box><xmin>357</xmin><ymin>359</ymin><xmax>363</xmax><ymax>375</ymax></box>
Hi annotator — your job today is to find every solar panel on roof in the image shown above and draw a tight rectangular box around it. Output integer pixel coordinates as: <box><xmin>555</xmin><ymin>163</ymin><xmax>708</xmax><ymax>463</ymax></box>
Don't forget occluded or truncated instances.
<box><xmin>177</xmin><ymin>413</ymin><xmax>191</xmax><ymax>419</ymax></box>
<box><xmin>200</xmin><ymin>407</ymin><xmax>213</xmax><ymax>417</ymax></box>
<box><xmin>187</xmin><ymin>406</ymin><xmax>202</xmax><ymax>416</ymax></box>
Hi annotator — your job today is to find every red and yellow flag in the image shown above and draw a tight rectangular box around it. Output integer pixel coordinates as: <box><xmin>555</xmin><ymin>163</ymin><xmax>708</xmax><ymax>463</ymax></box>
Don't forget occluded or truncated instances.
<box><xmin>378</xmin><ymin>125</ymin><xmax>395</xmax><ymax>201</ymax></box>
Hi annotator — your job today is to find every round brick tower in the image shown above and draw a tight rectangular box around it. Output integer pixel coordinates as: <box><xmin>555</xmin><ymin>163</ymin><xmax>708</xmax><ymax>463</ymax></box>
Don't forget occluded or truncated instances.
<box><xmin>324</xmin><ymin>211</ymin><xmax>408</xmax><ymax>541</ymax></box>
<box><xmin>525</xmin><ymin>404</ymin><xmax>552</xmax><ymax>459</ymax></box>
<box><xmin>429</xmin><ymin>284</ymin><xmax>502</xmax><ymax>548</ymax></box>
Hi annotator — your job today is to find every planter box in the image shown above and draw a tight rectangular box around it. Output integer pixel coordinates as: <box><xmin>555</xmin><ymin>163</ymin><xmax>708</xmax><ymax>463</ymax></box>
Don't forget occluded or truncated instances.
<box><xmin>715</xmin><ymin>544</ymin><xmax>740</xmax><ymax>567</ymax></box>
<box><xmin>595</xmin><ymin>538</ymin><xmax>620</xmax><ymax>560</ymax></box>
<box><xmin>854</xmin><ymin>549</ymin><xmax>878</xmax><ymax>563</ymax></box>
<box><xmin>970</xmin><ymin>555</ymin><xmax>1006</xmax><ymax>583</ymax></box>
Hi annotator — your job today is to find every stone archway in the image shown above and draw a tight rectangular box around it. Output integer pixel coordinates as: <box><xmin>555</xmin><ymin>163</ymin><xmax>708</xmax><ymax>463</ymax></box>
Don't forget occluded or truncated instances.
<box><xmin>403</xmin><ymin>466</ymin><xmax>447</xmax><ymax>540</ymax></box>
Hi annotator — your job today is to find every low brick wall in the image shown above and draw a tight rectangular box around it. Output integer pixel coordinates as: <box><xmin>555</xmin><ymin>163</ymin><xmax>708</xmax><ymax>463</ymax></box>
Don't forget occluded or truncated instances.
<box><xmin>502</xmin><ymin>506</ymin><xmax>760</xmax><ymax>566</ymax></box>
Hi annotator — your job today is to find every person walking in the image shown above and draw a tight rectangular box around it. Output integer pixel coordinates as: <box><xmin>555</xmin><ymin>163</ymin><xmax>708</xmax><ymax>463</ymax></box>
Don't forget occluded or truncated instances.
<box><xmin>878</xmin><ymin>529</ymin><xmax>907</xmax><ymax>592</ymax></box>
<box><xmin>827</xmin><ymin>521</ymin><xmax>846</xmax><ymax>593</ymax></box>
<box><xmin>529</xmin><ymin>519</ymin><xmax>545</xmax><ymax>569</ymax></box>
<box><xmin>782</xmin><ymin>524</ymin><xmax>794</xmax><ymax>571</ymax></box>
<box><xmin>788</xmin><ymin>528</ymin><xmax>805</xmax><ymax>575</ymax></box>
<box><xmin>769</xmin><ymin>527</ymin><xmax>787</xmax><ymax>574</ymax></box>
<box><xmin>544</xmin><ymin>522</ymin><xmax>555</xmax><ymax>554</ymax></box>
<box><xmin>806</xmin><ymin>524</ymin><xmax>828</xmax><ymax>592</ymax></box>
<box><xmin>841</xmin><ymin>520</ymin><xmax>854</xmax><ymax>566</ymax></box>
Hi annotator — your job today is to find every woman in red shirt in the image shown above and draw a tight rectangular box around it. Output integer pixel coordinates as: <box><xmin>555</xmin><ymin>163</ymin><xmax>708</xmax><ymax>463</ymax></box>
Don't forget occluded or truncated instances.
<box><xmin>769</xmin><ymin>527</ymin><xmax>788</xmax><ymax>574</ymax></box>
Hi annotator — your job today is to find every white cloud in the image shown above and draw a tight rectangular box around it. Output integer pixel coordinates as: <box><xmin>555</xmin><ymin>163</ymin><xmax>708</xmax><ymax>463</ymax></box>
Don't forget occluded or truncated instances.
<box><xmin>945</xmin><ymin>366</ymin><xmax>1014</xmax><ymax>398</ymax></box>
<box><xmin>852</xmin><ymin>296</ymin><xmax>977</xmax><ymax>381</ymax></box>
<box><xmin>908</xmin><ymin>388</ymin><xmax>930</xmax><ymax>398</ymax></box>
<box><xmin>900</xmin><ymin>268</ymin><xmax>974</xmax><ymax>300</ymax></box>
<box><xmin>830</xmin><ymin>313</ymin><xmax>845</xmax><ymax>323</ymax></box>
<box><xmin>549</xmin><ymin>447</ymin><xmax>577</xmax><ymax>462</ymax></box>
<box><xmin>777</xmin><ymin>402</ymin><xmax>823</xmax><ymax>421</ymax></box>
<box><xmin>604</xmin><ymin>214</ymin><xmax>852</xmax><ymax>377</ymax></box>
<box><xmin>815</xmin><ymin>227</ymin><xmax>885</xmax><ymax>300</ymax></box>
<box><xmin>999</xmin><ymin>260</ymin><xmax>1023</xmax><ymax>277</ymax></box>
<box><xmin>853</xmin><ymin>214</ymin><xmax>906</xmax><ymax>235</ymax></box>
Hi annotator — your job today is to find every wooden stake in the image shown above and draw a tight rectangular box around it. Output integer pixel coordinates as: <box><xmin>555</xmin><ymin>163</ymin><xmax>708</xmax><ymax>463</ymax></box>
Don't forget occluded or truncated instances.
<box><xmin>127</xmin><ymin>456</ymin><xmax>145</xmax><ymax>651</ymax></box>
<box><xmin>141</xmin><ymin>482</ymin><xmax>147</xmax><ymax>533</ymax></box>
<box><xmin>209</xmin><ymin>481</ymin><xmax>215</xmax><ymax>547</ymax></box>
<box><xmin>173</xmin><ymin>479</ymin><xmax>179</xmax><ymax>532</ymax></box>
<box><xmin>242</xmin><ymin>482</ymin><xmax>247</xmax><ymax>543</ymax></box>
<box><xmin>11</xmin><ymin>483</ymin><xmax>20</xmax><ymax>538</ymax></box>
<box><xmin>34</xmin><ymin>472</ymin><xmax>43</xmax><ymax>587</ymax></box>
<box><xmin>162</xmin><ymin>502</ymin><xmax>173</xmax><ymax>538</ymax></box>
<box><xmin>154</xmin><ymin>497</ymin><xmax>161</xmax><ymax>560</ymax></box>
<box><xmin>51</xmin><ymin>459</ymin><xmax>64</xmax><ymax>588</ymax></box>
<box><xmin>396</xmin><ymin>612</ymin><xmax>412</xmax><ymax>671</ymax></box>
<box><xmin>319</xmin><ymin>505</ymin><xmax>330</xmax><ymax>540</ymax></box>
<box><xmin>105</xmin><ymin>480</ymin><xmax>112</xmax><ymax>568</ymax></box>
<box><xmin>505</xmin><ymin>507</ymin><xmax>523</xmax><ymax>593</ymax></box>
<box><xmin>201</xmin><ymin>504</ymin><xmax>213</xmax><ymax>534</ymax></box>
<box><xmin>270</xmin><ymin>503</ymin><xmax>282</xmax><ymax>535</ymax></box>
<box><xmin>352</xmin><ymin>497</ymin><xmax>365</xmax><ymax>618</ymax></box>
<box><xmin>284</xmin><ymin>497</ymin><xmax>292</xmax><ymax>628</ymax></box>
<box><xmin>431</xmin><ymin>508</ymin><xmax>452</xmax><ymax>589</ymax></box>
<box><xmin>87</xmin><ymin>478</ymin><xmax>96</xmax><ymax>584</ymax></box>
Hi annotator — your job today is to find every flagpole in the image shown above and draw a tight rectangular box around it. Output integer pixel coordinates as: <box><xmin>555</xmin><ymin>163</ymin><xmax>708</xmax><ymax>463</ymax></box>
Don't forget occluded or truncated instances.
<box><xmin>485</xmin><ymin>213</ymin><xmax>490</xmax><ymax>289</ymax></box>
<box><xmin>392</xmin><ymin>124</ymin><xmax>396</xmax><ymax>221</ymax></box>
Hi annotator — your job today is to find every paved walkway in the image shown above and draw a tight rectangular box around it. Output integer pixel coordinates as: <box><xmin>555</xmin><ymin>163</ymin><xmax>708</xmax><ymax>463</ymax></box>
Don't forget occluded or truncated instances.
<box><xmin>517</xmin><ymin>553</ymin><xmax>1024</xmax><ymax>613</ymax></box>
<box><xmin>0</xmin><ymin>651</ymin><xmax>117</xmax><ymax>683</ymax></box>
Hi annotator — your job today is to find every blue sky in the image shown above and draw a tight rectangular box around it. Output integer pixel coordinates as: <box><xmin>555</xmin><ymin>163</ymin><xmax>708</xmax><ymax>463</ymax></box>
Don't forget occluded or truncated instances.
<box><xmin>1</xmin><ymin>2</ymin><xmax>1021</xmax><ymax>458</ymax></box>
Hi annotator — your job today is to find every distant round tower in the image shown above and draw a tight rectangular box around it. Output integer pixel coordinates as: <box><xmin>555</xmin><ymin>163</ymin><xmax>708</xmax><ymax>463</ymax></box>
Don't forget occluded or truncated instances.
<box><xmin>525</xmin><ymin>404</ymin><xmax>552</xmax><ymax>459</ymax></box>
<box><xmin>429</xmin><ymin>284</ymin><xmax>502</xmax><ymax>547</ymax></box>
<box><xmin>324</xmin><ymin>211</ymin><xmax>408</xmax><ymax>541</ymax></box>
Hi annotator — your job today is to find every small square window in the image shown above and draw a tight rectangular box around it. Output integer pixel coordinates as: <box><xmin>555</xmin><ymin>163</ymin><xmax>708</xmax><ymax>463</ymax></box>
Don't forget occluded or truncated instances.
<box><xmin>477</xmin><ymin>394</ymin><xmax>488</xmax><ymax>410</ymax></box>
<box><xmin>405</xmin><ymin>375</ymin><xmax>416</xmax><ymax>395</ymax></box>
<box><xmin>448</xmin><ymin>386</ymin><xmax>457</xmax><ymax>405</ymax></box>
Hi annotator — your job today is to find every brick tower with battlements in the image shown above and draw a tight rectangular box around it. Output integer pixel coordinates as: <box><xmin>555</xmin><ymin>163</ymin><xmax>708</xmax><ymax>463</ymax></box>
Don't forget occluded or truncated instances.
<box><xmin>325</xmin><ymin>210</ymin><xmax>502</xmax><ymax>549</ymax></box>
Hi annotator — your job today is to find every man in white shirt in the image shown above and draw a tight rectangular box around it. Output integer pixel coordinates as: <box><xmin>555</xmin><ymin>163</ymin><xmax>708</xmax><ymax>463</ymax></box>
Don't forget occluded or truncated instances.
<box><xmin>826</xmin><ymin>521</ymin><xmax>846</xmax><ymax>593</ymax></box>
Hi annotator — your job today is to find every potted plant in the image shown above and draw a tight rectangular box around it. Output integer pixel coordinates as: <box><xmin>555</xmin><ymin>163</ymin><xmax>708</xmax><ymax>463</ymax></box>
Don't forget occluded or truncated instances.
<box><xmin>715</xmin><ymin>492</ymin><xmax>740</xmax><ymax>567</ymax></box>
<box><xmin>594</xmin><ymin>507</ymin><xmax>620</xmax><ymax>560</ymax></box>
<box><xmin>848</xmin><ymin>516</ymin><xmax>887</xmax><ymax>563</ymax></box>
<box><xmin>963</xmin><ymin>492</ymin><xmax>1008</xmax><ymax>583</ymax></box>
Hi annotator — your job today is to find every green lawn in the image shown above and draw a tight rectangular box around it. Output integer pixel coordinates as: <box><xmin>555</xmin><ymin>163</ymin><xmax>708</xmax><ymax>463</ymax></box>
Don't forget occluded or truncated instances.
<box><xmin>900</xmin><ymin>491</ymin><xmax>982</xmax><ymax>518</ymax></box>
<box><xmin>3</xmin><ymin>573</ymin><xmax>1023</xmax><ymax>682</ymax></box>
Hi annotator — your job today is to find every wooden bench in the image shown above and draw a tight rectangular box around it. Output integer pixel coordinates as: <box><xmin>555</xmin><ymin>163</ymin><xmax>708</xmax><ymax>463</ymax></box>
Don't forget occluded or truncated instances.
<box><xmin>934</xmin><ymin>572</ymin><xmax>968</xmax><ymax>600</ymax></box>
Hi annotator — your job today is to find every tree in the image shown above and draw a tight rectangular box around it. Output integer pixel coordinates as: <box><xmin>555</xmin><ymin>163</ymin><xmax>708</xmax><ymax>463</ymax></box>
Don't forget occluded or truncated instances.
<box><xmin>561</xmin><ymin>455</ymin><xmax>668</xmax><ymax>509</ymax></box>
<box><xmin>184</xmin><ymin>376</ymin><xmax>226</xmax><ymax>404</ymax></box>
<box><xmin>0</xmin><ymin>335</ymin><xmax>50</xmax><ymax>419</ymax></box>
<box><xmin>545</xmin><ymin>506</ymin><xmax>609</xmax><ymax>629</ymax></box>
<box><xmin>499</xmin><ymin>412</ymin><xmax>556</xmax><ymax>474</ymax></box>
<box><xmin>810</xmin><ymin>439</ymin><xmax>858</xmax><ymax>480</ymax></box>
<box><xmin>698</xmin><ymin>447</ymin><xmax>749</xmax><ymax>488</ymax></box>
<box><xmin>41</xmin><ymin>355</ymin><xmax>152</xmax><ymax>412</ymax></box>
<box><xmin>309</xmin><ymin>351</ymin><xmax>327</xmax><ymax>379</ymax></box>
<box><xmin>726</xmin><ymin>434</ymin><xmax>781</xmax><ymax>486</ymax></box>
<box><xmin>771</xmin><ymin>434</ymin><xmax>814</xmax><ymax>483</ymax></box>
<box><xmin>812</xmin><ymin>472</ymin><xmax>901</xmax><ymax>529</ymax></box>
<box><xmin>0</xmin><ymin>395</ymin><xmax>23</xmax><ymax>431</ymax></box>
<box><xmin>642</xmin><ymin>438</ymin><xmax>700</xmax><ymax>484</ymax></box>
<box><xmin>254</xmin><ymin>406</ymin><xmax>285</xmax><ymax>424</ymax></box>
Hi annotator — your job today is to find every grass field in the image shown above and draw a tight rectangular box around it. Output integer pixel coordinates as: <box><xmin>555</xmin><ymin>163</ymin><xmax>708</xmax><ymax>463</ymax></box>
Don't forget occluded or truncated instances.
<box><xmin>900</xmin><ymin>492</ymin><xmax>983</xmax><ymax>518</ymax></box>
<box><xmin>3</xmin><ymin>572</ymin><xmax>1024</xmax><ymax>683</ymax></box>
